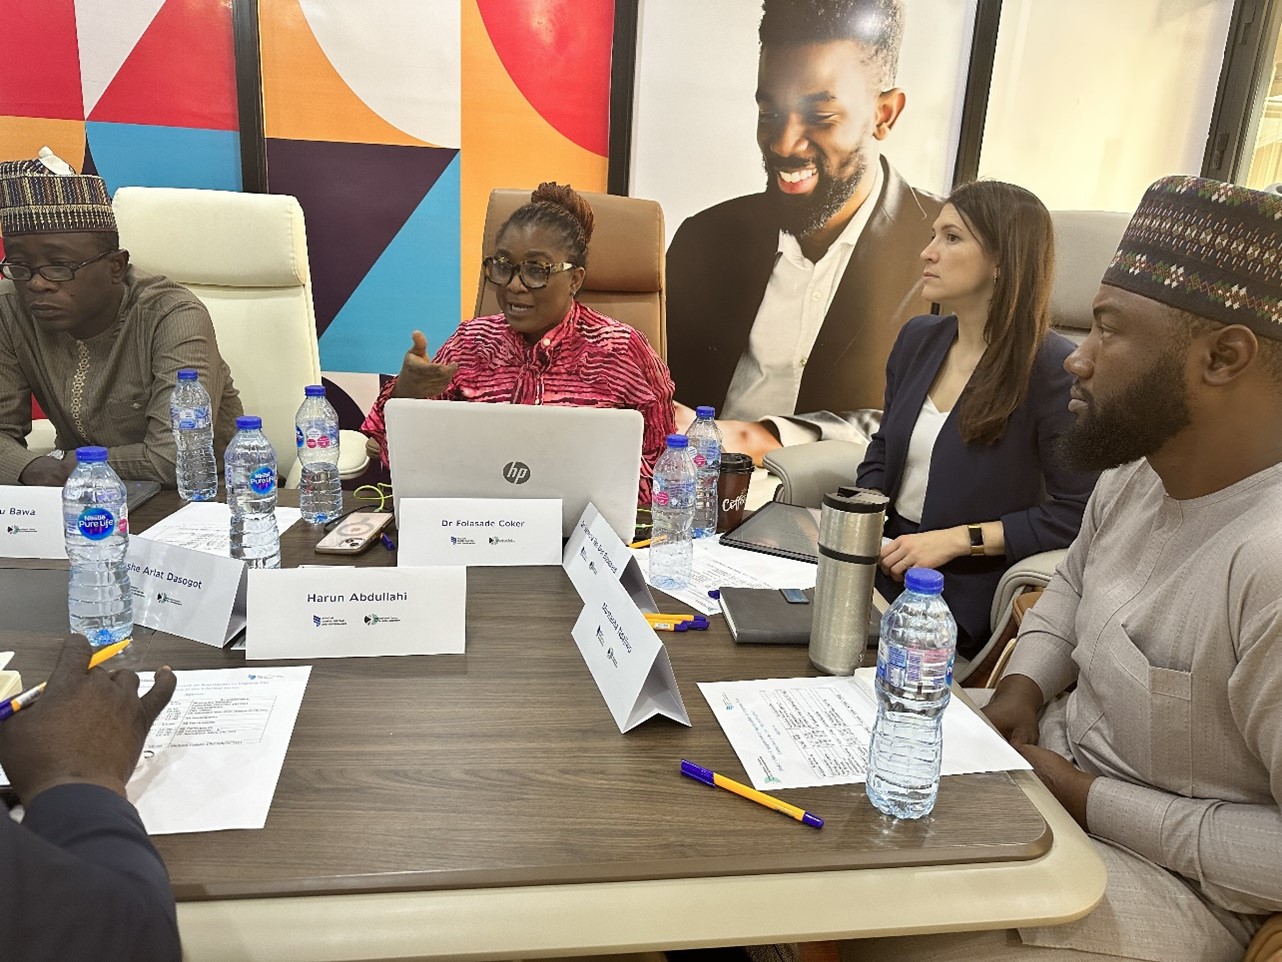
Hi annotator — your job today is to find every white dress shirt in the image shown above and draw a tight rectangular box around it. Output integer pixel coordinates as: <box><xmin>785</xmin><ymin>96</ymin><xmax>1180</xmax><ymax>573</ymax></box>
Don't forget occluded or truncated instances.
<box><xmin>722</xmin><ymin>162</ymin><xmax>884</xmax><ymax>446</ymax></box>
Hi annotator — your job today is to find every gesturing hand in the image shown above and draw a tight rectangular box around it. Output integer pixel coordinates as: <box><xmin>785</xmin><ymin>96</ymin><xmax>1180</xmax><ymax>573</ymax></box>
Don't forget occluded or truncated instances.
<box><xmin>391</xmin><ymin>330</ymin><xmax>459</xmax><ymax>399</ymax></box>
<box><xmin>0</xmin><ymin>635</ymin><xmax>178</xmax><ymax>803</ymax></box>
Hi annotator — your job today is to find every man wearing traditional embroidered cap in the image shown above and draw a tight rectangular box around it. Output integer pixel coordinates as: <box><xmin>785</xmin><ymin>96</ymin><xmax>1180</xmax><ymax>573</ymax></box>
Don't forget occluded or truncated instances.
<box><xmin>0</xmin><ymin>148</ymin><xmax>241</xmax><ymax>486</ymax></box>
<box><xmin>839</xmin><ymin>176</ymin><xmax>1282</xmax><ymax>960</ymax></box>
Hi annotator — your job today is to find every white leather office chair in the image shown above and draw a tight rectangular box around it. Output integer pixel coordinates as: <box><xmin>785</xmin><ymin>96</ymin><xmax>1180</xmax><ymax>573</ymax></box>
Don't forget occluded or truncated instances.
<box><xmin>101</xmin><ymin>186</ymin><xmax>369</xmax><ymax>486</ymax></box>
<box><xmin>760</xmin><ymin>209</ymin><xmax>1131</xmax><ymax>681</ymax></box>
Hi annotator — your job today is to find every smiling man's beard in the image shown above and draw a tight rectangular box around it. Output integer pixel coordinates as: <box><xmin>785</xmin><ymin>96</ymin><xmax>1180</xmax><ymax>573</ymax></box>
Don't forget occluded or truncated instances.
<box><xmin>1057</xmin><ymin>344</ymin><xmax>1192</xmax><ymax>473</ymax></box>
<box><xmin>764</xmin><ymin>150</ymin><xmax>868</xmax><ymax>238</ymax></box>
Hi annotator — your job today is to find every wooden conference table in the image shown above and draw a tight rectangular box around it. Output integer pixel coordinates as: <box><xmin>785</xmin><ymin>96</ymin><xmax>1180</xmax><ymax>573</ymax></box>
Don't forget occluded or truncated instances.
<box><xmin>5</xmin><ymin>493</ymin><xmax>1105</xmax><ymax>961</ymax></box>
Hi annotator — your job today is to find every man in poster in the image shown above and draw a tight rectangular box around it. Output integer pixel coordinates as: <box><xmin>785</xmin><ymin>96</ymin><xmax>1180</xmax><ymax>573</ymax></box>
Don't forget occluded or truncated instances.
<box><xmin>666</xmin><ymin>0</ymin><xmax>942</xmax><ymax>462</ymax></box>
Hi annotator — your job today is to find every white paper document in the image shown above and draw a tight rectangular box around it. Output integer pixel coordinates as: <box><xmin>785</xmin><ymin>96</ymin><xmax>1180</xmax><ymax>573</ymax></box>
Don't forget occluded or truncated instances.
<box><xmin>631</xmin><ymin>539</ymin><xmax>818</xmax><ymax>615</ymax></box>
<box><xmin>0</xmin><ymin>666</ymin><xmax>311</xmax><ymax>834</ymax></box>
<box><xmin>698</xmin><ymin>669</ymin><xmax>1031</xmax><ymax>790</ymax></box>
<box><xmin>136</xmin><ymin>502</ymin><xmax>303</xmax><ymax>557</ymax></box>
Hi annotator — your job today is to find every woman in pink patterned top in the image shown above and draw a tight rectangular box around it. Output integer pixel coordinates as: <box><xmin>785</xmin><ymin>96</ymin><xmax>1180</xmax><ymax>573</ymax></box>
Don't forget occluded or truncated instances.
<box><xmin>361</xmin><ymin>183</ymin><xmax>676</xmax><ymax>501</ymax></box>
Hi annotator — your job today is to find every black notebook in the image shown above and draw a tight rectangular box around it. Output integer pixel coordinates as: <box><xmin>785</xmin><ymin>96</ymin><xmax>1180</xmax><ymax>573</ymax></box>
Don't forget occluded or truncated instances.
<box><xmin>719</xmin><ymin>586</ymin><xmax>881</xmax><ymax>645</ymax></box>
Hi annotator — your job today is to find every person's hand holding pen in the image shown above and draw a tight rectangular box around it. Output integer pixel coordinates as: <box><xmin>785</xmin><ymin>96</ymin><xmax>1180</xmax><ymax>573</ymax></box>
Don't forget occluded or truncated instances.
<box><xmin>0</xmin><ymin>635</ymin><xmax>177</xmax><ymax>803</ymax></box>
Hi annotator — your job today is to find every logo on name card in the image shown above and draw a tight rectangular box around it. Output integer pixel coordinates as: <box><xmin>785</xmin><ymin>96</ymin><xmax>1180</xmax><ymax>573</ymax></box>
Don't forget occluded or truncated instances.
<box><xmin>606</xmin><ymin>647</ymin><xmax>618</xmax><ymax>667</ymax></box>
<box><xmin>587</xmin><ymin>561</ymin><xmax>598</xmax><ymax>575</ymax></box>
<box><xmin>312</xmin><ymin>614</ymin><xmax>347</xmax><ymax>627</ymax></box>
<box><xmin>363</xmin><ymin>613</ymin><xmax>402</xmax><ymax>625</ymax></box>
<box><xmin>488</xmin><ymin>536</ymin><xmax>515</xmax><ymax>545</ymax></box>
<box><xmin>5</xmin><ymin>525</ymin><xmax>35</xmax><ymax>535</ymax></box>
<box><xmin>502</xmin><ymin>460</ymin><xmax>531</xmax><ymax>484</ymax></box>
<box><xmin>449</xmin><ymin>536</ymin><xmax>476</xmax><ymax>546</ymax></box>
<box><xmin>595</xmin><ymin>625</ymin><xmax>605</xmax><ymax>646</ymax></box>
<box><xmin>156</xmin><ymin>592</ymin><xmax>182</xmax><ymax>607</ymax></box>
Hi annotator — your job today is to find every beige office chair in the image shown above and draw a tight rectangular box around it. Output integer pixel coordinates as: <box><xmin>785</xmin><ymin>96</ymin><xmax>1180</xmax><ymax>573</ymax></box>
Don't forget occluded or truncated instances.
<box><xmin>106</xmin><ymin>186</ymin><xmax>368</xmax><ymax>486</ymax></box>
<box><xmin>761</xmin><ymin>209</ymin><xmax>1131</xmax><ymax>682</ymax></box>
<box><xmin>474</xmin><ymin>188</ymin><xmax>667</xmax><ymax>360</ymax></box>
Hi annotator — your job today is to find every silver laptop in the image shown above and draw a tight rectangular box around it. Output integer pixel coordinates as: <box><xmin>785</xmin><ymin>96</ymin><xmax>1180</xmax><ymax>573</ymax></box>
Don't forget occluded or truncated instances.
<box><xmin>384</xmin><ymin>399</ymin><xmax>643</xmax><ymax>539</ymax></box>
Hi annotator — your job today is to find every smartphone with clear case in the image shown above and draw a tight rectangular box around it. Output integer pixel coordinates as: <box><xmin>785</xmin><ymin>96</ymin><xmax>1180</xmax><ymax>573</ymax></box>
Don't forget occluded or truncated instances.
<box><xmin>313</xmin><ymin>511</ymin><xmax>394</xmax><ymax>555</ymax></box>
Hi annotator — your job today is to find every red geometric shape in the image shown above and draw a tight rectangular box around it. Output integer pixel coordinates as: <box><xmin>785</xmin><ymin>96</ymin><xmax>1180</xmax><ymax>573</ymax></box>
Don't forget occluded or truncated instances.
<box><xmin>476</xmin><ymin>0</ymin><xmax>613</xmax><ymax>157</ymax></box>
<box><xmin>89</xmin><ymin>0</ymin><xmax>237</xmax><ymax>130</ymax></box>
<box><xmin>0</xmin><ymin>0</ymin><xmax>83</xmax><ymax>119</ymax></box>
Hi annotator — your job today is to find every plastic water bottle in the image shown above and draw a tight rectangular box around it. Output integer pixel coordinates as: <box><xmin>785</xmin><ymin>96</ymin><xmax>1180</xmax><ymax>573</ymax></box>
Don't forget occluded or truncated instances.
<box><xmin>170</xmin><ymin>368</ymin><xmax>218</xmax><ymax>501</ymax></box>
<box><xmin>649</xmin><ymin>434</ymin><xmax>696</xmax><ymax>591</ymax></box>
<box><xmin>295</xmin><ymin>384</ymin><xmax>342</xmax><ymax>524</ymax></box>
<box><xmin>63</xmin><ymin>446</ymin><xmax>133</xmax><ymax>647</ymax></box>
<box><xmin>225</xmin><ymin>415</ymin><xmax>280</xmax><ymax>569</ymax></box>
<box><xmin>866</xmin><ymin>567</ymin><xmax>957</xmax><ymax>819</ymax></box>
<box><xmin>685</xmin><ymin>405</ymin><xmax>723</xmax><ymax>539</ymax></box>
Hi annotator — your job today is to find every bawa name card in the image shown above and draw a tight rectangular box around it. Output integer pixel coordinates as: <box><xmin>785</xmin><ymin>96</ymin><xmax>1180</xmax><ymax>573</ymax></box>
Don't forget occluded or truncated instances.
<box><xmin>127</xmin><ymin>537</ymin><xmax>246</xmax><ymax>648</ymax></box>
<box><xmin>0</xmin><ymin>485</ymin><xmax>66</xmax><ymax>559</ymax></box>
<box><xmin>397</xmin><ymin>497</ymin><xmax>562</xmax><ymax>567</ymax></box>
<box><xmin>246</xmin><ymin>566</ymin><xmax>466</xmax><ymax>660</ymax></box>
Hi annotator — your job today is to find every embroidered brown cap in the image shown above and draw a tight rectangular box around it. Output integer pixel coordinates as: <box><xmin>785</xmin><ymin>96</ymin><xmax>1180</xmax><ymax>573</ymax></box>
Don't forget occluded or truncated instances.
<box><xmin>0</xmin><ymin>147</ymin><xmax>116</xmax><ymax>237</ymax></box>
<box><xmin>1103</xmin><ymin>175</ymin><xmax>1282</xmax><ymax>338</ymax></box>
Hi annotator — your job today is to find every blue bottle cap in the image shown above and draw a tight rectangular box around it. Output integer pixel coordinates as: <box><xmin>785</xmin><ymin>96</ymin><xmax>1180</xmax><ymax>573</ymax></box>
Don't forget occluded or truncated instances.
<box><xmin>665</xmin><ymin>434</ymin><xmax>689</xmax><ymax>449</ymax></box>
<box><xmin>695</xmin><ymin>405</ymin><xmax>716</xmax><ymax>419</ymax></box>
<box><xmin>236</xmin><ymin>415</ymin><xmax>263</xmax><ymax>431</ymax></box>
<box><xmin>904</xmin><ymin>567</ymin><xmax>945</xmax><ymax>595</ymax></box>
<box><xmin>176</xmin><ymin>369</ymin><xmax>198</xmax><ymax>381</ymax></box>
<box><xmin>304</xmin><ymin>384</ymin><xmax>326</xmax><ymax>397</ymax></box>
<box><xmin>75</xmin><ymin>446</ymin><xmax>108</xmax><ymax>463</ymax></box>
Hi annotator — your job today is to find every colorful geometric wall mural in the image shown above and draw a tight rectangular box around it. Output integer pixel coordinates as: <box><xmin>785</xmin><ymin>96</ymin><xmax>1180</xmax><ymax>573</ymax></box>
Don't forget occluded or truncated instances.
<box><xmin>0</xmin><ymin>0</ymin><xmax>241</xmax><ymax>196</ymax></box>
<box><xmin>2</xmin><ymin>0</ymin><xmax>613</xmax><ymax>453</ymax></box>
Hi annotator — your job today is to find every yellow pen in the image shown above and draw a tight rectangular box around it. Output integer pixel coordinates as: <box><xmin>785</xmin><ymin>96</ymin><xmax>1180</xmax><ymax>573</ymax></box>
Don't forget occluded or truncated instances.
<box><xmin>0</xmin><ymin>639</ymin><xmax>132</xmax><ymax>722</ymax></box>
<box><xmin>628</xmin><ymin>538</ymin><xmax>653</xmax><ymax>549</ymax></box>
<box><xmin>681</xmin><ymin>760</ymin><xmax>824</xmax><ymax>828</ymax></box>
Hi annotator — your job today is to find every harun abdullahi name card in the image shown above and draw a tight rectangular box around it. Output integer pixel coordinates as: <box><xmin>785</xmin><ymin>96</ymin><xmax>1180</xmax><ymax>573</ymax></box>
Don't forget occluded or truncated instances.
<box><xmin>246</xmin><ymin>566</ymin><xmax>466</xmax><ymax>659</ymax></box>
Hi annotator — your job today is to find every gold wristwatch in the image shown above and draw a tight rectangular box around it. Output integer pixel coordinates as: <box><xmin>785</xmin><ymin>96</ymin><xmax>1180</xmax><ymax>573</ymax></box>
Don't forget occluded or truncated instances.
<box><xmin>968</xmin><ymin>524</ymin><xmax>985</xmax><ymax>556</ymax></box>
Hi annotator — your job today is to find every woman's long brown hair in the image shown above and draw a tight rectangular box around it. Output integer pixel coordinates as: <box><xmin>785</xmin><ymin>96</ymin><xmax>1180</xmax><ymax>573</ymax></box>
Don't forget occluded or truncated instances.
<box><xmin>950</xmin><ymin>180</ymin><xmax>1055</xmax><ymax>445</ymax></box>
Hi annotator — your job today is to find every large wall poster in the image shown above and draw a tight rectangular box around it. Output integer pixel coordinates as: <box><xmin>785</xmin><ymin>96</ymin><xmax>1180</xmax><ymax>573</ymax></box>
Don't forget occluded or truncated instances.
<box><xmin>630</xmin><ymin>0</ymin><xmax>978</xmax><ymax>435</ymax></box>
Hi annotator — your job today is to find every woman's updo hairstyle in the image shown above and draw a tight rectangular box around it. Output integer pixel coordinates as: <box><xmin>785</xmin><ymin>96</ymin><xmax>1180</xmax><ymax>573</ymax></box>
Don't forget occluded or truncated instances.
<box><xmin>498</xmin><ymin>182</ymin><xmax>596</xmax><ymax>269</ymax></box>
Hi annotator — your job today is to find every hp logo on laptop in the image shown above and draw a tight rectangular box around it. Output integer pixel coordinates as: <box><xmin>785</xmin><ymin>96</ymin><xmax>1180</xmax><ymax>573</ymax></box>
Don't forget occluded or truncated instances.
<box><xmin>503</xmin><ymin>461</ymin><xmax>531</xmax><ymax>484</ymax></box>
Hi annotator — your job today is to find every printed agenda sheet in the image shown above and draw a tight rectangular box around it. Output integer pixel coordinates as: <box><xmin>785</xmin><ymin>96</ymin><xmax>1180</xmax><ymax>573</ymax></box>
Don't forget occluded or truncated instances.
<box><xmin>698</xmin><ymin>669</ymin><xmax>1031</xmax><ymax>790</ymax></box>
<box><xmin>630</xmin><ymin>539</ymin><xmax>818</xmax><ymax>615</ymax></box>
<box><xmin>136</xmin><ymin>501</ymin><xmax>303</xmax><ymax>557</ymax></box>
<box><xmin>127</xmin><ymin>666</ymin><xmax>311</xmax><ymax>833</ymax></box>
<box><xmin>1</xmin><ymin>666</ymin><xmax>310</xmax><ymax>833</ymax></box>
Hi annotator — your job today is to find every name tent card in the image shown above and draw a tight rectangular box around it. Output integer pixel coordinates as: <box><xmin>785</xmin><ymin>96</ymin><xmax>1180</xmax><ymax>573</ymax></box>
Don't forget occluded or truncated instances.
<box><xmin>563</xmin><ymin>503</ymin><xmax>657</xmax><ymax>613</ymax></box>
<box><xmin>127</xmin><ymin>538</ymin><xmax>246</xmax><ymax>648</ymax></box>
<box><xmin>397</xmin><ymin>497</ymin><xmax>561</xmax><ymax>567</ymax></box>
<box><xmin>570</xmin><ymin>575</ymin><xmax>690</xmax><ymax>733</ymax></box>
<box><xmin>246</xmin><ymin>566</ymin><xmax>466</xmax><ymax>660</ymax></box>
<box><xmin>0</xmin><ymin>486</ymin><xmax>66</xmax><ymax>559</ymax></box>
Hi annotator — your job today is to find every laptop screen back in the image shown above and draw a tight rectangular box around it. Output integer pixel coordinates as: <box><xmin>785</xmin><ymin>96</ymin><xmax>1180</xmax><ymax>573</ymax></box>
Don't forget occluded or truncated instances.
<box><xmin>384</xmin><ymin>399</ymin><xmax>643</xmax><ymax>540</ymax></box>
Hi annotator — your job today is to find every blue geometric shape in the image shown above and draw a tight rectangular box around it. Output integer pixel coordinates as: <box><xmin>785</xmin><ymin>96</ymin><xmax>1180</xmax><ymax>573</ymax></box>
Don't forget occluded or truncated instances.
<box><xmin>320</xmin><ymin>153</ymin><xmax>461</xmax><ymax>374</ymax></box>
<box><xmin>85</xmin><ymin>122</ymin><xmax>241</xmax><ymax>195</ymax></box>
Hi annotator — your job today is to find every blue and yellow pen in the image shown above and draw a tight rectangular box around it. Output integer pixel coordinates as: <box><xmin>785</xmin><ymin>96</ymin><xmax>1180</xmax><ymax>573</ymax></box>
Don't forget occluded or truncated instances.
<box><xmin>0</xmin><ymin>639</ymin><xmax>132</xmax><ymax>723</ymax></box>
<box><xmin>681</xmin><ymin>760</ymin><xmax>823</xmax><ymax>829</ymax></box>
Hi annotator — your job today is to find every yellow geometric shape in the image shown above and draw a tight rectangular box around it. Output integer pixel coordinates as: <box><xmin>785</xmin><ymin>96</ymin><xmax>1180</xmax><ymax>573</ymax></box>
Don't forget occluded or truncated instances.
<box><xmin>459</xmin><ymin>0</ymin><xmax>608</xmax><ymax>318</ymax></box>
<box><xmin>260</xmin><ymin>0</ymin><xmax>434</xmax><ymax>148</ymax></box>
<box><xmin>0</xmin><ymin>117</ymin><xmax>87</xmax><ymax>173</ymax></box>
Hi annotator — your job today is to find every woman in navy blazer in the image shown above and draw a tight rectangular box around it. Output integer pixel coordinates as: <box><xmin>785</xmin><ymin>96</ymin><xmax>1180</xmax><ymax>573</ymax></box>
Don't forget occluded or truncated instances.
<box><xmin>856</xmin><ymin>181</ymin><xmax>1098</xmax><ymax>658</ymax></box>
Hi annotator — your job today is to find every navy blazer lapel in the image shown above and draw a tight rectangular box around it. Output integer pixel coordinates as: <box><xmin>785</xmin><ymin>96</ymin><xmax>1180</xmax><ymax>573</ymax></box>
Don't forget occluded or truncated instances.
<box><xmin>882</xmin><ymin>316</ymin><xmax>957</xmax><ymax>501</ymax></box>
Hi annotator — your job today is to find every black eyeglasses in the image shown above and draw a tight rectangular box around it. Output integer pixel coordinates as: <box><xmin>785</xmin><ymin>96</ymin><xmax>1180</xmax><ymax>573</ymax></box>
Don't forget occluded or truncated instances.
<box><xmin>483</xmin><ymin>256</ymin><xmax>576</xmax><ymax>291</ymax></box>
<box><xmin>0</xmin><ymin>248</ymin><xmax>118</xmax><ymax>283</ymax></box>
